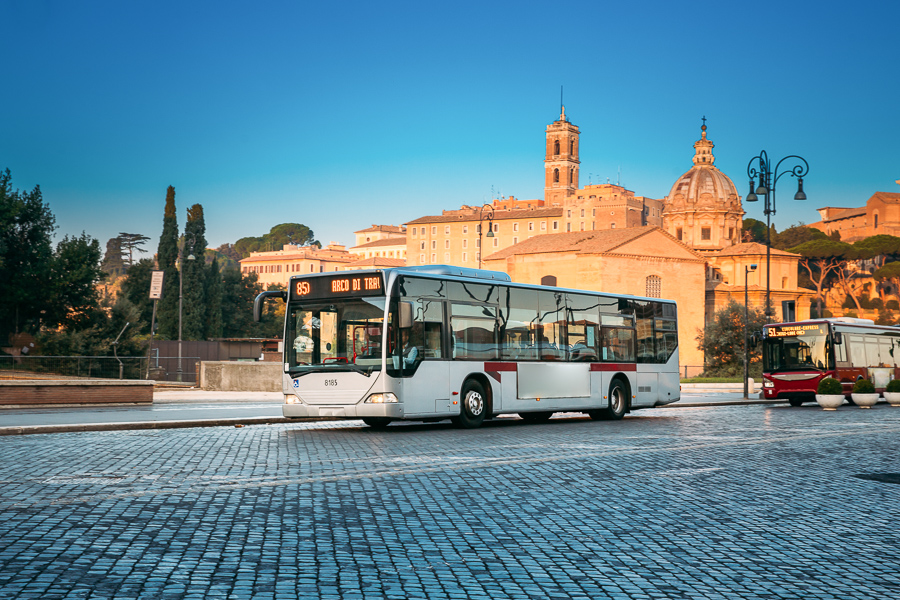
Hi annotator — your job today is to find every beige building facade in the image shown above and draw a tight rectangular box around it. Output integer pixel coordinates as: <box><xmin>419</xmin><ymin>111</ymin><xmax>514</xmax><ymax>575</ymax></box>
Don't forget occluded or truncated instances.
<box><xmin>809</xmin><ymin>190</ymin><xmax>900</xmax><ymax>242</ymax></box>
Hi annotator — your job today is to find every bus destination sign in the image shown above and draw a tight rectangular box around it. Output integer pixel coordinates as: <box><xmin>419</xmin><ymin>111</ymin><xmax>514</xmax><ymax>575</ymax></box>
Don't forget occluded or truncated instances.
<box><xmin>290</xmin><ymin>273</ymin><xmax>383</xmax><ymax>301</ymax></box>
<box><xmin>768</xmin><ymin>323</ymin><xmax>828</xmax><ymax>338</ymax></box>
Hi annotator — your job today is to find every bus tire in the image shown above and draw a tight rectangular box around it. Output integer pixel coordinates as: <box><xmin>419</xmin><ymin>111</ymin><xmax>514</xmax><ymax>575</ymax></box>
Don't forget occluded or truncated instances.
<box><xmin>590</xmin><ymin>378</ymin><xmax>628</xmax><ymax>421</ymax></box>
<box><xmin>789</xmin><ymin>397</ymin><xmax>805</xmax><ymax>407</ymax></box>
<box><xmin>457</xmin><ymin>380</ymin><xmax>487</xmax><ymax>429</ymax></box>
<box><xmin>362</xmin><ymin>417</ymin><xmax>392</xmax><ymax>429</ymax></box>
<box><xmin>520</xmin><ymin>411</ymin><xmax>553</xmax><ymax>423</ymax></box>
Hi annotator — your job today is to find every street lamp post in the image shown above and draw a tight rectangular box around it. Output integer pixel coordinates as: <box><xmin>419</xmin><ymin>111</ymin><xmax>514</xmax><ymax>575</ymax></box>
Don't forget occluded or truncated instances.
<box><xmin>176</xmin><ymin>233</ymin><xmax>196</xmax><ymax>383</ymax></box>
<box><xmin>477</xmin><ymin>204</ymin><xmax>495</xmax><ymax>269</ymax></box>
<box><xmin>745</xmin><ymin>150</ymin><xmax>809</xmax><ymax>322</ymax></box>
<box><xmin>744</xmin><ymin>263</ymin><xmax>758</xmax><ymax>398</ymax></box>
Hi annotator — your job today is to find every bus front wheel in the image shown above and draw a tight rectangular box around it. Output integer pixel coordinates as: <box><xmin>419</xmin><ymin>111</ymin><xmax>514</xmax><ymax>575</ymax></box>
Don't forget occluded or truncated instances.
<box><xmin>362</xmin><ymin>417</ymin><xmax>392</xmax><ymax>429</ymax></box>
<box><xmin>590</xmin><ymin>379</ymin><xmax>628</xmax><ymax>421</ymax></box>
<box><xmin>457</xmin><ymin>380</ymin><xmax>487</xmax><ymax>429</ymax></box>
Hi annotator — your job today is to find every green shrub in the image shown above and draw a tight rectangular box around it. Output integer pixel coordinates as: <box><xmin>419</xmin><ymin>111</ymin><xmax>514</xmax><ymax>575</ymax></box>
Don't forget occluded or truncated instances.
<box><xmin>852</xmin><ymin>378</ymin><xmax>875</xmax><ymax>394</ymax></box>
<box><xmin>817</xmin><ymin>377</ymin><xmax>843</xmax><ymax>395</ymax></box>
<box><xmin>886</xmin><ymin>379</ymin><xmax>900</xmax><ymax>393</ymax></box>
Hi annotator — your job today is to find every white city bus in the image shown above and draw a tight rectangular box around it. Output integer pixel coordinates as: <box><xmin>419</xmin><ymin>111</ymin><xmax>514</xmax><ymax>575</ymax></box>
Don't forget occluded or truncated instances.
<box><xmin>254</xmin><ymin>265</ymin><xmax>680</xmax><ymax>428</ymax></box>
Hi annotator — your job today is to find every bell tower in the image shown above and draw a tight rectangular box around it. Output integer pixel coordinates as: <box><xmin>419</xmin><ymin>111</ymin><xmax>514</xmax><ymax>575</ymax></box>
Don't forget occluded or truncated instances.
<box><xmin>544</xmin><ymin>107</ymin><xmax>580</xmax><ymax>205</ymax></box>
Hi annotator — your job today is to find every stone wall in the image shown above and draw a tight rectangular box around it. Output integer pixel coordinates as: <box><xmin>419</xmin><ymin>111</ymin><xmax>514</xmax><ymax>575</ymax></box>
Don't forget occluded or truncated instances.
<box><xmin>200</xmin><ymin>361</ymin><xmax>282</xmax><ymax>392</ymax></box>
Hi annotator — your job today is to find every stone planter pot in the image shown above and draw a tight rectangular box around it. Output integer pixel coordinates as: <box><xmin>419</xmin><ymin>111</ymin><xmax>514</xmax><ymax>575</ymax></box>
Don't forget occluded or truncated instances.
<box><xmin>816</xmin><ymin>394</ymin><xmax>845</xmax><ymax>410</ymax></box>
<box><xmin>883</xmin><ymin>392</ymin><xmax>900</xmax><ymax>406</ymax></box>
<box><xmin>851</xmin><ymin>393</ymin><xmax>879</xmax><ymax>408</ymax></box>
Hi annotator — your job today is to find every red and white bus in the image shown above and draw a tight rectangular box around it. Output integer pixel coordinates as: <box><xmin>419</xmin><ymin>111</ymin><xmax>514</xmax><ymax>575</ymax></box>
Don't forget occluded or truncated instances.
<box><xmin>255</xmin><ymin>265</ymin><xmax>681</xmax><ymax>428</ymax></box>
<box><xmin>762</xmin><ymin>318</ymin><xmax>900</xmax><ymax>405</ymax></box>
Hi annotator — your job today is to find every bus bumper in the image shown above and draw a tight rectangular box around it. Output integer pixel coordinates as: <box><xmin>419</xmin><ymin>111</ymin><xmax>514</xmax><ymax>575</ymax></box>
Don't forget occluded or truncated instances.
<box><xmin>283</xmin><ymin>401</ymin><xmax>404</xmax><ymax>420</ymax></box>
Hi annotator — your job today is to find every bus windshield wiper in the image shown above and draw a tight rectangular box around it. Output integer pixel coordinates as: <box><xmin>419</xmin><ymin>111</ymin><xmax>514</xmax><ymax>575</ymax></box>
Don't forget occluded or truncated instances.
<box><xmin>288</xmin><ymin>364</ymin><xmax>374</xmax><ymax>378</ymax></box>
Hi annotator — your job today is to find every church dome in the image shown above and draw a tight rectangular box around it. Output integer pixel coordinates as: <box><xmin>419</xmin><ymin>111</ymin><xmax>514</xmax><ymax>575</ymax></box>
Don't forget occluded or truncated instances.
<box><xmin>666</xmin><ymin>124</ymin><xmax>740</xmax><ymax>209</ymax></box>
<box><xmin>663</xmin><ymin>121</ymin><xmax>744</xmax><ymax>252</ymax></box>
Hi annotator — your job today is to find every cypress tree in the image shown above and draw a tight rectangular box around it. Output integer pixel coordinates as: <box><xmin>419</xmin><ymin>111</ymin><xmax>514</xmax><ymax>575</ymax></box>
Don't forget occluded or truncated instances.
<box><xmin>156</xmin><ymin>186</ymin><xmax>179</xmax><ymax>339</ymax></box>
<box><xmin>204</xmin><ymin>255</ymin><xmax>223</xmax><ymax>339</ymax></box>
<box><xmin>182</xmin><ymin>203</ymin><xmax>208</xmax><ymax>340</ymax></box>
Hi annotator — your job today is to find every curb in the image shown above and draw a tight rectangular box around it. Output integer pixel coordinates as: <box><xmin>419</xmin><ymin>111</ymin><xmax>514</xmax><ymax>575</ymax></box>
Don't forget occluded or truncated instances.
<box><xmin>0</xmin><ymin>400</ymin><xmax>792</xmax><ymax>435</ymax></box>
<box><xmin>0</xmin><ymin>416</ymin><xmax>326</xmax><ymax>436</ymax></box>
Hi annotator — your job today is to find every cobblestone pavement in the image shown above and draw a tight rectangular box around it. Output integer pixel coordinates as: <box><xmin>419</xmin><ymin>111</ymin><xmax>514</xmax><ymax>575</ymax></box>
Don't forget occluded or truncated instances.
<box><xmin>1</xmin><ymin>404</ymin><xmax>900</xmax><ymax>599</ymax></box>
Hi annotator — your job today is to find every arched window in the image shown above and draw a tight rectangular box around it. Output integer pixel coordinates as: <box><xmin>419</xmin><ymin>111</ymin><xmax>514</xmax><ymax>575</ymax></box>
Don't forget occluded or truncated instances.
<box><xmin>646</xmin><ymin>275</ymin><xmax>661</xmax><ymax>298</ymax></box>
<box><xmin>541</xmin><ymin>275</ymin><xmax>557</xmax><ymax>286</ymax></box>
<box><xmin>875</xmin><ymin>213</ymin><xmax>879</xmax><ymax>229</ymax></box>
<box><xmin>554</xmin><ymin>140</ymin><xmax>560</xmax><ymax>155</ymax></box>
<box><xmin>554</xmin><ymin>168</ymin><xmax>560</xmax><ymax>183</ymax></box>
<box><xmin>569</xmin><ymin>140</ymin><xmax>574</xmax><ymax>155</ymax></box>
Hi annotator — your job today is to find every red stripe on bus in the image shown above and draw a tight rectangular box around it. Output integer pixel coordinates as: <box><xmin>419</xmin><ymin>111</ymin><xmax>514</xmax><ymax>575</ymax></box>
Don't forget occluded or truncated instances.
<box><xmin>590</xmin><ymin>363</ymin><xmax>637</xmax><ymax>372</ymax></box>
<box><xmin>484</xmin><ymin>362</ymin><xmax>518</xmax><ymax>372</ymax></box>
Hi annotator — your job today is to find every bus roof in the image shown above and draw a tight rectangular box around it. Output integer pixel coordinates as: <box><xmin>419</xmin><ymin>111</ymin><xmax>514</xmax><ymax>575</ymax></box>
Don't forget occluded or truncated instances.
<box><xmin>288</xmin><ymin>265</ymin><xmax>677</xmax><ymax>306</ymax></box>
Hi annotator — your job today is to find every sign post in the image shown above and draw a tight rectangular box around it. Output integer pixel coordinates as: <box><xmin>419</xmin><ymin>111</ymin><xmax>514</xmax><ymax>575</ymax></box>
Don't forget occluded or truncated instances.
<box><xmin>146</xmin><ymin>271</ymin><xmax>165</xmax><ymax>379</ymax></box>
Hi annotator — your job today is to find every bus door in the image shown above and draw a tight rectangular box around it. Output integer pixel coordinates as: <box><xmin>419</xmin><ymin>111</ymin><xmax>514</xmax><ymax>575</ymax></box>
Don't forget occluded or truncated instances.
<box><xmin>391</xmin><ymin>298</ymin><xmax>453</xmax><ymax>417</ymax></box>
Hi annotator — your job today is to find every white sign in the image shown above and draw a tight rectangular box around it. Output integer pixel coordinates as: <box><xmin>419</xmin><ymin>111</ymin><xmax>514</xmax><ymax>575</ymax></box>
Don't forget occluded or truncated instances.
<box><xmin>149</xmin><ymin>270</ymin><xmax>165</xmax><ymax>299</ymax></box>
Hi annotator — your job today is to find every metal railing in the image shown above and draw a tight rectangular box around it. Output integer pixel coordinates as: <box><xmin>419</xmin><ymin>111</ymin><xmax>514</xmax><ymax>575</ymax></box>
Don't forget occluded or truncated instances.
<box><xmin>0</xmin><ymin>356</ymin><xmax>201</xmax><ymax>383</ymax></box>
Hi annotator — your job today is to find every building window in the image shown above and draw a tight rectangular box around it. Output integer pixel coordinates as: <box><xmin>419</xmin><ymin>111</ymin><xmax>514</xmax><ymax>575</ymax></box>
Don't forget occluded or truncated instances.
<box><xmin>580</xmin><ymin>209</ymin><xmax>585</xmax><ymax>217</ymax></box>
<box><xmin>701</xmin><ymin>227</ymin><xmax>711</xmax><ymax>240</ymax></box>
<box><xmin>412</xmin><ymin>228</ymin><xmax>417</xmax><ymax>237</ymax></box>
<box><xmin>554</xmin><ymin>140</ymin><xmax>560</xmax><ymax>155</ymax></box>
<box><xmin>444</xmin><ymin>253</ymin><xmax>450</xmax><ymax>262</ymax></box>
<box><xmin>676</xmin><ymin>228</ymin><xmax>683</xmax><ymax>240</ymax></box>
<box><xmin>513</xmin><ymin>237</ymin><xmax>518</xmax><ymax>244</ymax></box>
<box><xmin>463</xmin><ymin>239</ymin><xmax>468</xmax><ymax>249</ymax></box>
<box><xmin>420</xmin><ymin>253</ymin><xmax>425</xmax><ymax>262</ymax></box>
<box><xmin>493</xmin><ymin>238</ymin><xmax>499</xmax><ymax>247</ymax></box>
<box><xmin>528</xmin><ymin>222</ymin><xmax>534</xmax><ymax>231</ymax></box>
<box><xmin>420</xmin><ymin>227</ymin><xmax>425</xmax><ymax>235</ymax></box>
<box><xmin>431</xmin><ymin>241</ymin><xmax>436</xmax><ymax>249</ymax></box>
<box><xmin>444</xmin><ymin>240</ymin><xmax>450</xmax><ymax>249</ymax></box>
<box><xmin>542</xmin><ymin>275</ymin><xmax>557</xmax><ymax>286</ymax></box>
<box><xmin>493</xmin><ymin>223</ymin><xmax>498</xmax><ymax>233</ymax></box>
<box><xmin>646</xmin><ymin>275</ymin><xmax>661</xmax><ymax>298</ymax></box>
<box><xmin>552</xmin><ymin>221</ymin><xmax>558</xmax><ymax>230</ymax></box>
<box><xmin>541</xmin><ymin>222</ymin><xmax>547</xmax><ymax>231</ymax></box>
<box><xmin>420</xmin><ymin>241</ymin><xmax>425</xmax><ymax>250</ymax></box>
<box><xmin>513</xmin><ymin>223</ymin><xmax>519</xmax><ymax>232</ymax></box>
<box><xmin>875</xmin><ymin>214</ymin><xmax>879</xmax><ymax>229</ymax></box>
<box><xmin>431</xmin><ymin>226</ymin><xmax>437</xmax><ymax>235</ymax></box>
<box><xmin>592</xmin><ymin>209</ymin><xmax>596</xmax><ymax>216</ymax></box>
<box><xmin>611</xmin><ymin>223</ymin><xmax>616</xmax><ymax>229</ymax></box>
<box><xmin>310</xmin><ymin>265</ymin><xmax>314</xmax><ymax>272</ymax></box>
<box><xmin>463</xmin><ymin>225</ymin><xmax>468</xmax><ymax>234</ymax></box>
<box><xmin>554</xmin><ymin>168</ymin><xmax>560</xmax><ymax>183</ymax></box>
<box><xmin>567</xmin><ymin>210</ymin><xmax>572</xmax><ymax>218</ymax></box>
<box><xmin>431</xmin><ymin>253</ymin><xmax>436</xmax><ymax>262</ymax></box>
<box><xmin>462</xmin><ymin>252</ymin><xmax>467</xmax><ymax>262</ymax></box>
<box><xmin>445</xmin><ymin>225</ymin><xmax>450</xmax><ymax>235</ymax></box>
<box><xmin>728</xmin><ymin>227</ymin><xmax>734</xmax><ymax>240</ymax></box>
<box><xmin>567</xmin><ymin>223</ymin><xmax>571</xmax><ymax>232</ymax></box>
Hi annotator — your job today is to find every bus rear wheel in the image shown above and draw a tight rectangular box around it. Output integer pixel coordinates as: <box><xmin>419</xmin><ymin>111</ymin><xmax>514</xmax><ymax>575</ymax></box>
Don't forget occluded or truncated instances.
<box><xmin>589</xmin><ymin>379</ymin><xmax>628</xmax><ymax>421</ymax></box>
<box><xmin>457</xmin><ymin>380</ymin><xmax>487</xmax><ymax>429</ymax></box>
<box><xmin>362</xmin><ymin>417</ymin><xmax>392</xmax><ymax>429</ymax></box>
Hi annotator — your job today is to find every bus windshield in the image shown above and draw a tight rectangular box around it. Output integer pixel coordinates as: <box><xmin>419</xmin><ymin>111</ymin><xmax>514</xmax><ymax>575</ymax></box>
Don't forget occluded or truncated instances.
<box><xmin>286</xmin><ymin>297</ymin><xmax>386</xmax><ymax>376</ymax></box>
<box><xmin>763</xmin><ymin>331</ymin><xmax>833</xmax><ymax>372</ymax></box>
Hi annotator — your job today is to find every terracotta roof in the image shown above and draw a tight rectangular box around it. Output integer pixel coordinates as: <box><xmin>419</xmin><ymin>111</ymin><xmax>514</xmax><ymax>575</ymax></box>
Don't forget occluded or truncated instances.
<box><xmin>354</xmin><ymin>224</ymin><xmax>406</xmax><ymax>234</ymax></box>
<box><xmin>405</xmin><ymin>207</ymin><xmax>563</xmax><ymax>225</ymax></box>
<box><xmin>711</xmin><ymin>242</ymin><xmax>799</xmax><ymax>258</ymax></box>
<box><xmin>351</xmin><ymin>237</ymin><xmax>407</xmax><ymax>249</ymax></box>
<box><xmin>822</xmin><ymin>207</ymin><xmax>866</xmax><ymax>221</ymax></box>
<box><xmin>869</xmin><ymin>192</ymin><xmax>900</xmax><ymax>205</ymax></box>
<box><xmin>483</xmin><ymin>226</ymin><xmax>701</xmax><ymax>261</ymax></box>
<box><xmin>345</xmin><ymin>257</ymin><xmax>406</xmax><ymax>268</ymax></box>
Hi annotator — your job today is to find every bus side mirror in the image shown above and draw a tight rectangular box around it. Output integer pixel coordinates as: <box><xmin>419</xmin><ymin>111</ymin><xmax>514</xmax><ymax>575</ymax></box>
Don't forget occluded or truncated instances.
<box><xmin>834</xmin><ymin>332</ymin><xmax>843</xmax><ymax>345</ymax></box>
<box><xmin>253</xmin><ymin>290</ymin><xmax>287</xmax><ymax>322</ymax></box>
<box><xmin>399</xmin><ymin>301</ymin><xmax>413</xmax><ymax>329</ymax></box>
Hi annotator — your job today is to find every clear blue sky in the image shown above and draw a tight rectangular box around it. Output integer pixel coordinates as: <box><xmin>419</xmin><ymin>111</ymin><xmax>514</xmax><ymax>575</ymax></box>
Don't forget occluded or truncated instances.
<box><xmin>3</xmin><ymin>0</ymin><xmax>898</xmax><ymax>258</ymax></box>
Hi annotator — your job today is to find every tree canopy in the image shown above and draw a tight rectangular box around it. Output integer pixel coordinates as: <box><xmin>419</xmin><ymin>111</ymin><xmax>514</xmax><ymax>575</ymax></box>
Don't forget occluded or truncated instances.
<box><xmin>233</xmin><ymin>223</ymin><xmax>319</xmax><ymax>258</ymax></box>
<box><xmin>696</xmin><ymin>299</ymin><xmax>767</xmax><ymax>377</ymax></box>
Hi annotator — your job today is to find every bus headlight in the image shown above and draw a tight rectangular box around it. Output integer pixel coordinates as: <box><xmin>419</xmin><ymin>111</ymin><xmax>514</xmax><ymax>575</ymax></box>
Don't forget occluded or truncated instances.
<box><xmin>763</xmin><ymin>380</ymin><xmax>774</xmax><ymax>388</ymax></box>
<box><xmin>285</xmin><ymin>395</ymin><xmax>300</xmax><ymax>404</ymax></box>
<box><xmin>366</xmin><ymin>392</ymin><xmax>398</xmax><ymax>404</ymax></box>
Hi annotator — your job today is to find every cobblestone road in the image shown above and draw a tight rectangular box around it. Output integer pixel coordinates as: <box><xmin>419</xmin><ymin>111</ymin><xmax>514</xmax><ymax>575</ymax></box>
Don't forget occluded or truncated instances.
<box><xmin>2</xmin><ymin>404</ymin><xmax>900</xmax><ymax>599</ymax></box>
